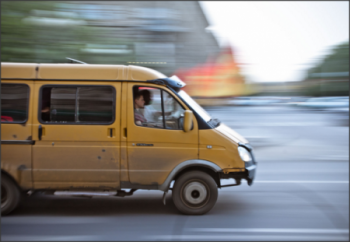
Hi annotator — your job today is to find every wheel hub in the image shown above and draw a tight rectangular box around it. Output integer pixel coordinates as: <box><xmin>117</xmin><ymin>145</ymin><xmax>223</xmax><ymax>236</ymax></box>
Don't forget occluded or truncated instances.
<box><xmin>183</xmin><ymin>182</ymin><xmax>207</xmax><ymax>204</ymax></box>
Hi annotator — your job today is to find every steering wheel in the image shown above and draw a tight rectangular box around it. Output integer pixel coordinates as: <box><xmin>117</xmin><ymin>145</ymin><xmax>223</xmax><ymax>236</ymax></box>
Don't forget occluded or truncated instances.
<box><xmin>178</xmin><ymin>116</ymin><xmax>184</xmax><ymax>130</ymax></box>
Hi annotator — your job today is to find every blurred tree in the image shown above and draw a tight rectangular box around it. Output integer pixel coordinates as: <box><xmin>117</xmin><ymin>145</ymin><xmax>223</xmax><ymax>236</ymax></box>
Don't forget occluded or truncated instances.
<box><xmin>2</xmin><ymin>1</ymin><xmax>99</xmax><ymax>63</ymax></box>
<box><xmin>1</xmin><ymin>1</ymin><xmax>45</xmax><ymax>62</ymax></box>
<box><xmin>303</xmin><ymin>41</ymin><xmax>349</xmax><ymax>96</ymax></box>
<box><xmin>307</xmin><ymin>41</ymin><xmax>349</xmax><ymax>78</ymax></box>
<box><xmin>1</xmin><ymin>1</ymin><xmax>152</xmax><ymax>65</ymax></box>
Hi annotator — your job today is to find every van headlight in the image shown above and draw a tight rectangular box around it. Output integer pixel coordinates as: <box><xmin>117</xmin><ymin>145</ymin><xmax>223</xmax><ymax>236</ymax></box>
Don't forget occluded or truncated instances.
<box><xmin>238</xmin><ymin>146</ymin><xmax>252</xmax><ymax>162</ymax></box>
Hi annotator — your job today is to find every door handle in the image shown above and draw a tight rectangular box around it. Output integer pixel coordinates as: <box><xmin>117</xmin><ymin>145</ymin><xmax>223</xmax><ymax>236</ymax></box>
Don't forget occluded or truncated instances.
<box><xmin>38</xmin><ymin>125</ymin><xmax>42</xmax><ymax>140</ymax></box>
<box><xmin>108</xmin><ymin>128</ymin><xmax>114</xmax><ymax>137</ymax></box>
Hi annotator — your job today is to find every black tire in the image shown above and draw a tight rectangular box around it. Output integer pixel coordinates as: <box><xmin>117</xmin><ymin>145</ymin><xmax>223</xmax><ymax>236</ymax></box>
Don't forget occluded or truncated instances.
<box><xmin>172</xmin><ymin>171</ymin><xmax>218</xmax><ymax>215</ymax></box>
<box><xmin>1</xmin><ymin>174</ymin><xmax>21</xmax><ymax>215</ymax></box>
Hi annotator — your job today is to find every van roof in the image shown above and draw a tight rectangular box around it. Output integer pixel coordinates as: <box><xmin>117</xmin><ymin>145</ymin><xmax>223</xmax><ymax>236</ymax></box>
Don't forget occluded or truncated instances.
<box><xmin>1</xmin><ymin>62</ymin><xmax>166</xmax><ymax>81</ymax></box>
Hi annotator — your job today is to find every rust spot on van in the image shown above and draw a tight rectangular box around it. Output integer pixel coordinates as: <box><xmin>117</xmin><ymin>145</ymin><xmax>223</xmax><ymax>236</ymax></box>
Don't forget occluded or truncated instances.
<box><xmin>102</xmin><ymin>149</ymin><xmax>105</xmax><ymax>152</ymax></box>
<box><xmin>26</xmin><ymin>136</ymin><xmax>32</xmax><ymax>140</ymax></box>
<box><xmin>98</xmin><ymin>156</ymin><xmax>101</xmax><ymax>160</ymax></box>
<box><xmin>13</xmin><ymin>134</ymin><xmax>17</xmax><ymax>138</ymax></box>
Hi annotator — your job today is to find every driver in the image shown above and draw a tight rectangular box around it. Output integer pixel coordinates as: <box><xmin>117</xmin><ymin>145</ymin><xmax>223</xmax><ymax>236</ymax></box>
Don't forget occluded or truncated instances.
<box><xmin>139</xmin><ymin>89</ymin><xmax>159</xmax><ymax>122</ymax></box>
<box><xmin>134</xmin><ymin>92</ymin><xmax>147</xmax><ymax>126</ymax></box>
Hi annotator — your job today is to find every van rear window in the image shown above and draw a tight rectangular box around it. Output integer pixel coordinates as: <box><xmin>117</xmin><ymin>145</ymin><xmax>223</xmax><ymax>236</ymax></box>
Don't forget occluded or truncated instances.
<box><xmin>1</xmin><ymin>84</ymin><xmax>29</xmax><ymax>123</ymax></box>
<box><xmin>40</xmin><ymin>85</ymin><xmax>115</xmax><ymax>124</ymax></box>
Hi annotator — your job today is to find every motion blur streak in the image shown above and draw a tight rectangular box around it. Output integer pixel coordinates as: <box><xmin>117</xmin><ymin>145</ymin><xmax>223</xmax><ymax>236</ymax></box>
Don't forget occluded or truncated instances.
<box><xmin>1</xmin><ymin>1</ymin><xmax>348</xmax><ymax>241</ymax></box>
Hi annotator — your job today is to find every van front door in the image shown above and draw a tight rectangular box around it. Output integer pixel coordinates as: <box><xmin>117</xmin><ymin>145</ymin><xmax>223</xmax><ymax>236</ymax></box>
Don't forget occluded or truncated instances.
<box><xmin>125</xmin><ymin>83</ymin><xmax>198</xmax><ymax>187</ymax></box>
<box><xmin>32</xmin><ymin>82</ymin><xmax>121</xmax><ymax>190</ymax></box>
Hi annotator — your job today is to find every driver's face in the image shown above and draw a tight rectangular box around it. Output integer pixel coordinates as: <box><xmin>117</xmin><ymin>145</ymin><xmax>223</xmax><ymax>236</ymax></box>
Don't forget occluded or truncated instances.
<box><xmin>134</xmin><ymin>95</ymin><xmax>145</xmax><ymax>108</ymax></box>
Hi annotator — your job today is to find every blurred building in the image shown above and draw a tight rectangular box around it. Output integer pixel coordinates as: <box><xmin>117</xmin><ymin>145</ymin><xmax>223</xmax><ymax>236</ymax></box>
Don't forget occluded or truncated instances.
<box><xmin>1</xmin><ymin>1</ymin><xmax>221</xmax><ymax>77</ymax></box>
<box><xmin>2</xmin><ymin>1</ymin><xmax>253</xmax><ymax>99</ymax></box>
<box><xmin>69</xmin><ymin>1</ymin><xmax>221</xmax><ymax>75</ymax></box>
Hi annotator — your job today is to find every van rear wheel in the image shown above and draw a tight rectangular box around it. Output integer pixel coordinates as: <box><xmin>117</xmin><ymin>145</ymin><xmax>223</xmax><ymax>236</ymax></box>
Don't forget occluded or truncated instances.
<box><xmin>172</xmin><ymin>171</ymin><xmax>218</xmax><ymax>215</ymax></box>
<box><xmin>1</xmin><ymin>175</ymin><xmax>21</xmax><ymax>215</ymax></box>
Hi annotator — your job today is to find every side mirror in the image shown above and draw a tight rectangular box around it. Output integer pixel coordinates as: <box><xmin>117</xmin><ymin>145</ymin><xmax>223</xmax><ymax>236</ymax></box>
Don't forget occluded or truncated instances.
<box><xmin>183</xmin><ymin>110</ymin><xmax>193</xmax><ymax>132</ymax></box>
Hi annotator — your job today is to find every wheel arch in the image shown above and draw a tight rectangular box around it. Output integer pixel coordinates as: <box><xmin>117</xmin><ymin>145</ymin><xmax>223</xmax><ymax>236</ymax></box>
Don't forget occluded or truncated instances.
<box><xmin>159</xmin><ymin>160</ymin><xmax>222</xmax><ymax>191</ymax></box>
<box><xmin>1</xmin><ymin>170</ymin><xmax>22</xmax><ymax>191</ymax></box>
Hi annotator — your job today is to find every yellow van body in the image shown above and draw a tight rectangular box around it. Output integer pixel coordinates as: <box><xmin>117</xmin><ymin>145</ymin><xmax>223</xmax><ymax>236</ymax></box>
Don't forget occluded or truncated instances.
<box><xmin>1</xmin><ymin>62</ymin><xmax>256</xmax><ymax>215</ymax></box>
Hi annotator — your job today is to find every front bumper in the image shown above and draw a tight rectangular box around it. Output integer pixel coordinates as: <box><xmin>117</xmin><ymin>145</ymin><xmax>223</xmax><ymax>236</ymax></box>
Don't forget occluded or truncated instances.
<box><xmin>219</xmin><ymin>142</ymin><xmax>257</xmax><ymax>186</ymax></box>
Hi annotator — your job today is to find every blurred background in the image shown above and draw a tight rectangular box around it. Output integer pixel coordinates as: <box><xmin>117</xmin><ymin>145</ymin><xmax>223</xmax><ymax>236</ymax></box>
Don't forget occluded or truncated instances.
<box><xmin>1</xmin><ymin>1</ymin><xmax>349</xmax><ymax>241</ymax></box>
<box><xmin>1</xmin><ymin>1</ymin><xmax>349</xmax><ymax>99</ymax></box>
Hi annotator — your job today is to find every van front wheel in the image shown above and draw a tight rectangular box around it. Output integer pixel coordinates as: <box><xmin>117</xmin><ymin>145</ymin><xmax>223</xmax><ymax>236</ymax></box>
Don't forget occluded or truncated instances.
<box><xmin>172</xmin><ymin>171</ymin><xmax>218</xmax><ymax>215</ymax></box>
<box><xmin>1</xmin><ymin>175</ymin><xmax>21</xmax><ymax>215</ymax></box>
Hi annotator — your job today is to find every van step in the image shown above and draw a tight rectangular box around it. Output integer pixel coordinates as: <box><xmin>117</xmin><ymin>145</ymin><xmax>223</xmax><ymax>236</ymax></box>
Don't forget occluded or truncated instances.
<box><xmin>53</xmin><ymin>189</ymin><xmax>137</xmax><ymax>197</ymax></box>
<box><xmin>54</xmin><ymin>191</ymin><xmax>117</xmax><ymax>197</ymax></box>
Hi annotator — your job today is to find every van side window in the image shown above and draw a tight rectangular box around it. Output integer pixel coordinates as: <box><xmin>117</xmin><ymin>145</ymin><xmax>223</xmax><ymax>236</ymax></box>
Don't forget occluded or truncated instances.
<box><xmin>133</xmin><ymin>86</ymin><xmax>185</xmax><ymax>130</ymax></box>
<box><xmin>40</xmin><ymin>86</ymin><xmax>115</xmax><ymax>124</ymax></box>
<box><xmin>1</xmin><ymin>84</ymin><xmax>29</xmax><ymax>123</ymax></box>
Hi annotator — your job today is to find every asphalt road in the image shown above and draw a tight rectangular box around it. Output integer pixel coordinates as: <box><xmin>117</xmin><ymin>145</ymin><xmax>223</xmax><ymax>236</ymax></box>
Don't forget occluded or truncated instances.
<box><xmin>2</xmin><ymin>105</ymin><xmax>348</xmax><ymax>241</ymax></box>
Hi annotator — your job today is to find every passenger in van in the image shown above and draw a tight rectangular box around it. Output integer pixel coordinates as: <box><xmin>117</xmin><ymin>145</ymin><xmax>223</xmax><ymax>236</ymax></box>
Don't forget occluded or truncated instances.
<box><xmin>134</xmin><ymin>92</ymin><xmax>147</xmax><ymax>126</ymax></box>
<box><xmin>1</xmin><ymin>116</ymin><xmax>13</xmax><ymax>122</ymax></box>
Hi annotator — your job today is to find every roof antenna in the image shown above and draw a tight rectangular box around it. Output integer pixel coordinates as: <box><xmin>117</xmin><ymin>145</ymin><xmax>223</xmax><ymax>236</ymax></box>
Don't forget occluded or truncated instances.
<box><xmin>66</xmin><ymin>57</ymin><xmax>88</xmax><ymax>64</ymax></box>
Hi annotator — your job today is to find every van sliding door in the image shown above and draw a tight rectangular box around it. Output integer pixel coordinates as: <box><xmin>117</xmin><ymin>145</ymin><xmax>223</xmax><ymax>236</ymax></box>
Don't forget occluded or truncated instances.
<box><xmin>31</xmin><ymin>82</ymin><xmax>121</xmax><ymax>190</ymax></box>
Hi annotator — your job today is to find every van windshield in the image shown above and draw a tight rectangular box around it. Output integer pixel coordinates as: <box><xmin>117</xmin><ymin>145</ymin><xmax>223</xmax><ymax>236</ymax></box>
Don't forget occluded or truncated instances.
<box><xmin>178</xmin><ymin>90</ymin><xmax>211</xmax><ymax>123</ymax></box>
